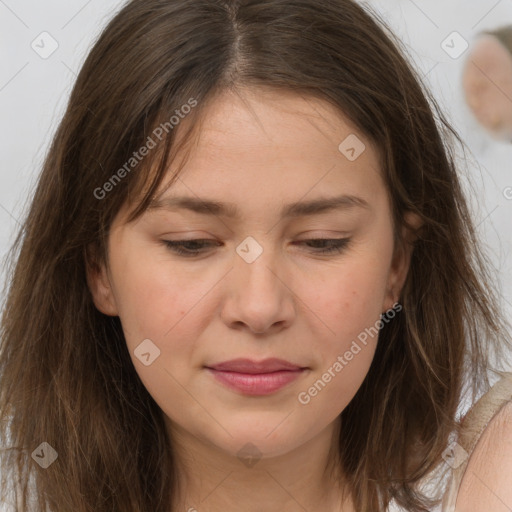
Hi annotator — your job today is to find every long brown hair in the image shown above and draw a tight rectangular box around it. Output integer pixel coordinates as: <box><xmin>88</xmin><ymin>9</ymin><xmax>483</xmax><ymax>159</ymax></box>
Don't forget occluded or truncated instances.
<box><xmin>1</xmin><ymin>0</ymin><xmax>511</xmax><ymax>510</ymax></box>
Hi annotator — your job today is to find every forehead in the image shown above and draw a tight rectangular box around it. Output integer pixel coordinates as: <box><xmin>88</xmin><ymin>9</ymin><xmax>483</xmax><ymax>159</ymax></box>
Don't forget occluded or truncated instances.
<box><xmin>169</xmin><ymin>87</ymin><xmax>382</xmax><ymax>188</ymax></box>
<box><xmin>187</xmin><ymin>87</ymin><xmax>375</xmax><ymax>162</ymax></box>
<box><xmin>120</xmin><ymin>87</ymin><xmax>388</xmax><ymax>226</ymax></box>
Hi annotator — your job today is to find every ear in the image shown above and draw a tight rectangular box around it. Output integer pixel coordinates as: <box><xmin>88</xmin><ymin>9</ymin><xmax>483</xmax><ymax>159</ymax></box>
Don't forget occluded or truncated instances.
<box><xmin>382</xmin><ymin>211</ymin><xmax>423</xmax><ymax>313</ymax></box>
<box><xmin>85</xmin><ymin>244</ymin><xmax>119</xmax><ymax>316</ymax></box>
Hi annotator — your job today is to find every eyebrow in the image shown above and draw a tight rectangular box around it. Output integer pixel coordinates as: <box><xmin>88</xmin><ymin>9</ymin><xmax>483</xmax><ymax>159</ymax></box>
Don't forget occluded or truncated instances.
<box><xmin>148</xmin><ymin>194</ymin><xmax>370</xmax><ymax>219</ymax></box>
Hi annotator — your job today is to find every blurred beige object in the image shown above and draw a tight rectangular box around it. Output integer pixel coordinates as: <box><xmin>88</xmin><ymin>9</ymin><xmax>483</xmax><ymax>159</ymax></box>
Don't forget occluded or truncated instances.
<box><xmin>462</xmin><ymin>27</ymin><xmax>512</xmax><ymax>142</ymax></box>
<box><xmin>441</xmin><ymin>371</ymin><xmax>512</xmax><ymax>511</ymax></box>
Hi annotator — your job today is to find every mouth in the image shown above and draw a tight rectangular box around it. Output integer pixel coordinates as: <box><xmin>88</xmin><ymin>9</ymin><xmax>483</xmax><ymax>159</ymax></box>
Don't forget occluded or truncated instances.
<box><xmin>204</xmin><ymin>358</ymin><xmax>308</xmax><ymax>396</ymax></box>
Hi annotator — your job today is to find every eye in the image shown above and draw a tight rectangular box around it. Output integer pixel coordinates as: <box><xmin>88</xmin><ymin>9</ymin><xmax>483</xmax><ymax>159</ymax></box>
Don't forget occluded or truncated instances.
<box><xmin>296</xmin><ymin>238</ymin><xmax>351</xmax><ymax>254</ymax></box>
<box><xmin>162</xmin><ymin>239</ymin><xmax>220</xmax><ymax>257</ymax></box>
<box><xmin>162</xmin><ymin>238</ymin><xmax>351</xmax><ymax>257</ymax></box>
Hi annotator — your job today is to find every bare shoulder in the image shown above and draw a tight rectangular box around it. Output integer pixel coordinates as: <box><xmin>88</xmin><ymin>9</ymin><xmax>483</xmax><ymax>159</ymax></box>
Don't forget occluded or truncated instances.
<box><xmin>455</xmin><ymin>400</ymin><xmax>512</xmax><ymax>511</ymax></box>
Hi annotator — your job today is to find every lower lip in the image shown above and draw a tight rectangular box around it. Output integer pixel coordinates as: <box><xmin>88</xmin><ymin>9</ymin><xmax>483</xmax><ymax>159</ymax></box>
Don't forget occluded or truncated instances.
<box><xmin>206</xmin><ymin>368</ymin><xmax>305</xmax><ymax>395</ymax></box>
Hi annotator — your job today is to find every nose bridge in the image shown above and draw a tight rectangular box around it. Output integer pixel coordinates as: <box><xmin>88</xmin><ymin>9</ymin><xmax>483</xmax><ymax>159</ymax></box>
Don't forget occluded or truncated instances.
<box><xmin>234</xmin><ymin>235</ymin><xmax>282</xmax><ymax>299</ymax></box>
<box><xmin>223</xmin><ymin>235</ymin><xmax>294</xmax><ymax>332</ymax></box>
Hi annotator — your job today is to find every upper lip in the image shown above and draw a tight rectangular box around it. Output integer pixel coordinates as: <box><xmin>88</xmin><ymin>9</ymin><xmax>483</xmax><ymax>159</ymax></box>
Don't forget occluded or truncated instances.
<box><xmin>206</xmin><ymin>358</ymin><xmax>305</xmax><ymax>374</ymax></box>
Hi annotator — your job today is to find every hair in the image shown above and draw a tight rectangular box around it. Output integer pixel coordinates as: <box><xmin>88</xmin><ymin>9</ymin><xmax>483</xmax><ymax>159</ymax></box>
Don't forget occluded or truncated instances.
<box><xmin>1</xmin><ymin>0</ymin><xmax>511</xmax><ymax>510</ymax></box>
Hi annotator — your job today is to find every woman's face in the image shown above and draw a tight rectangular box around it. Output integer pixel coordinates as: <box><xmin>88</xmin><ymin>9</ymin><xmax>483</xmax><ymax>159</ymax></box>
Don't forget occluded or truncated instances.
<box><xmin>88</xmin><ymin>87</ymin><xmax>413</xmax><ymax>462</ymax></box>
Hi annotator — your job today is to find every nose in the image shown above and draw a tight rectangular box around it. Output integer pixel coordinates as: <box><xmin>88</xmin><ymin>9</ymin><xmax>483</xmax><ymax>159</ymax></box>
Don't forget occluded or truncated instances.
<box><xmin>220</xmin><ymin>243</ymin><xmax>296</xmax><ymax>335</ymax></box>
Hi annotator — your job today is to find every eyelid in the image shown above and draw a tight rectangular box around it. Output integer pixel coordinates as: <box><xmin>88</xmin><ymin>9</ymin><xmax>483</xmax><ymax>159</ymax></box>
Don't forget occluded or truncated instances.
<box><xmin>161</xmin><ymin>237</ymin><xmax>352</xmax><ymax>257</ymax></box>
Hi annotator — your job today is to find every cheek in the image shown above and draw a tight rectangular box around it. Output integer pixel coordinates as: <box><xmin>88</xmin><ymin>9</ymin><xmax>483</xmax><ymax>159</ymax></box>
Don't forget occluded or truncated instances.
<box><xmin>291</xmin><ymin>252</ymin><xmax>392</xmax><ymax>408</ymax></box>
<box><xmin>111</xmin><ymin>253</ymin><xmax>209</xmax><ymax>406</ymax></box>
<box><xmin>305</xmin><ymin>250</ymin><xmax>391</xmax><ymax>342</ymax></box>
<box><xmin>111</xmin><ymin>247</ymin><xmax>207</xmax><ymax>343</ymax></box>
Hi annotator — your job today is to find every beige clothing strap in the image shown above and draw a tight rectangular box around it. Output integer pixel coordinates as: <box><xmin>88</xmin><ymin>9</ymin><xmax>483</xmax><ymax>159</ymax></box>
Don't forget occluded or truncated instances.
<box><xmin>442</xmin><ymin>371</ymin><xmax>512</xmax><ymax>512</ymax></box>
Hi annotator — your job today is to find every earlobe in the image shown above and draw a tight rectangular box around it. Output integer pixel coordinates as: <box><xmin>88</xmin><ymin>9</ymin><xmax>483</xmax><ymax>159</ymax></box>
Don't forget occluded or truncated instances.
<box><xmin>85</xmin><ymin>247</ymin><xmax>119</xmax><ymax>317</ymax></box>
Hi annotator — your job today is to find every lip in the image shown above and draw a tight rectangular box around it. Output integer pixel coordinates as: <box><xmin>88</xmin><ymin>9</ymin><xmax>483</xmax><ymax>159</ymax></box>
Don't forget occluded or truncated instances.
<box><xmin>205</xmin><ymin>358</ymin><xmax>308</xmax><ymax>396</ymax></box>
<box><xmin>207</xmin><ymin>358</ymin><xmax>304</xmax><ymax>373</ymax></box>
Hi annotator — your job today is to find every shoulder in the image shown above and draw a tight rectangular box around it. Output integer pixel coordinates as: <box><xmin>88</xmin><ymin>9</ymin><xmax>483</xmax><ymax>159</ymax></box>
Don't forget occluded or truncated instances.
<box><xmin>455</xmin><ymin>399</ymin><xmax>512</xmax><ymax>511</ymax></box>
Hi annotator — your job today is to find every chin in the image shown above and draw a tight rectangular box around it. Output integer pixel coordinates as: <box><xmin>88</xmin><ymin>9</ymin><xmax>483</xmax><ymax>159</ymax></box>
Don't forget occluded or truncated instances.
<box><xmin>204</xmin><ymin>420</ymin><xmax>311</xmax><ymax>460</ymax></box>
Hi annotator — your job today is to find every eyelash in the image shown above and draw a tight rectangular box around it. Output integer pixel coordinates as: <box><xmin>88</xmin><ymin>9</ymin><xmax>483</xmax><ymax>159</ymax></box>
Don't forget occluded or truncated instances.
<box><xmin>162</xmin><ymin>238</ymin><xmax>351</xmax><ymax>257</ymax></box>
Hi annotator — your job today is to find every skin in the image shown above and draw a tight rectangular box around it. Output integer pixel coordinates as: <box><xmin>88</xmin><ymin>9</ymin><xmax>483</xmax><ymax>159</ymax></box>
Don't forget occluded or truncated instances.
<box><xmin>462</xmin><ymin>34</ymin><xmax>512</xmax><ymax>141</ymax></box>
<box><xmin>87</xmin><ymin>86</ymin><xmax>418</xmax><ymax>511</ymax></box>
